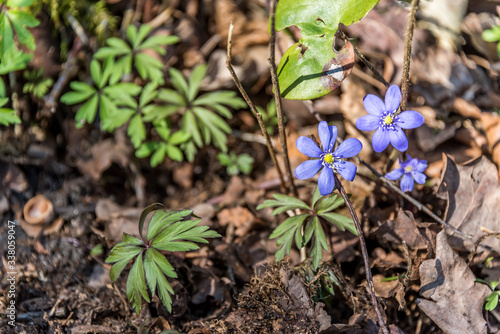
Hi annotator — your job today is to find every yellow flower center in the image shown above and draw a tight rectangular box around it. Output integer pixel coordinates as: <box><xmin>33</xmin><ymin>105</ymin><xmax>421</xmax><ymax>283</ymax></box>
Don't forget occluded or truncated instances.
<box><xmin>383</xmin><ymin>114</ymin><xmax>394</xmax><ymax>125</ymax></box>
<box><xmin>404</xmin><ymin>166</ymin><xmax>413</xmax><ymax>173</ymax></box>
<box><xmin>323</xmin><ymin>153</ymin><xmax>334</xmax><ymax>164</ymax></box>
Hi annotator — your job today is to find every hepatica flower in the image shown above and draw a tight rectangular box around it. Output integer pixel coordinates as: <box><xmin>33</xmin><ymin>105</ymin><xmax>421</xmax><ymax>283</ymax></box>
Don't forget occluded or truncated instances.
<box><xmin>295</xmin><ymin>121</ymin><xmax>362</xmax><ymax>196</ymax></box>
<box><xmin>356</xmin><ymin>85</ymin><xmax>424</xmax><ymax>152</ymax></box>
<box><xmin>385</xmin><ymin>155</ymin><xmax>427</xmax><ymax>192</ymax></box>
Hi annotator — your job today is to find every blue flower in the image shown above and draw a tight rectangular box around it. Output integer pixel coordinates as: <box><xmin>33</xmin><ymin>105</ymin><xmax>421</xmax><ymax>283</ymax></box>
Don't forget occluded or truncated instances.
<box><xmin>295</xmin><ymin>121</ymin><xmax>362</xmax><ymax>196</ymax></box>
<box><xmin>356</xmin><ymin>85</ymin><xmax>424</xmax><ymax>153</ymax></box>
<box><xmin>385</xmin><ymin>155</ymin><xmax>427</xmax><ymax>192</ymax></box>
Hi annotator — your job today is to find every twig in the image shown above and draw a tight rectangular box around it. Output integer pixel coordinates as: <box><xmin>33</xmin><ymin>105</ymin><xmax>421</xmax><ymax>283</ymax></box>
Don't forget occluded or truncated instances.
<box><xmin>402</xmin><ymin>241</ymin><xmax>412</xmax><ymax>289</ymax></box>
<box><xmin>333</xmin><ymin>174</ymin><xmax>389</xmax><ymax>334</ymax></box>
<box><xmin>338</xmin><ymin>30</ymin><xmax>389</xmax><ymax>88</ymax></box>
<box><xmin>467</xmin><ymin>233</ymin><xmax>500</xmax><ymax>263</ymax></box>
<box><xmin>226</xmin><ymin>22</ymin><xmax>286</xmax><ymax>192</ymax></box>
<box><xmin>269</xmin><ymin>0</ymin><xmax>297</xmax><ymax>197</ymax></box>
<box><xmin>43</xmin><ymin>37</ymin><xmax>84</xmax><ymax>114</ymax></box>
<box><xmin>398</xmin><ymin>0</ymin><xmax>420</xmax><ymax>114</ymax></box>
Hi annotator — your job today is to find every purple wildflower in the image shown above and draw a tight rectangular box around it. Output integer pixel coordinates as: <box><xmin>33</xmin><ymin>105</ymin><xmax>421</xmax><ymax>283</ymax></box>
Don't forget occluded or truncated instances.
<box><xmin>295</xmin><ymin>121</ymin><xmax>362</xmax><ymax>196</ymax></box>
<box><xmin>356</xmin><ymin>85</ymin><xmax>424</xmax><ymax>153</ymax></box>
<box><xmin>385</xmin><ymin>155</ymin><xmax>427</xmax><ymax>192</ymax></box>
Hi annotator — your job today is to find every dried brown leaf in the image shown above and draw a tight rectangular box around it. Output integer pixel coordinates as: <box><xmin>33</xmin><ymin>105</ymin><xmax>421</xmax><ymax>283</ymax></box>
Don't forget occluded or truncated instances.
<box><xmin>436</xmin><ymin>155</ymin><xmax>500</xmax><ymax>250</ymax></box>
<box><xmin>417</xmin><ymin>231</ymin><xmax>490</xmax><ymax>334</ymax></box>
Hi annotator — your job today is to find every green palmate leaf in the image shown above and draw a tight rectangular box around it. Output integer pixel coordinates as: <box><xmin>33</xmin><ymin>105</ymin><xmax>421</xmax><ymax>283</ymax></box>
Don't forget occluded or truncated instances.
<box><xmin>166</xmin><ymin>144</ymin><xmax>183</xmax><ymax>161</ymax></box>
<box><xmin>169</xmin><ymin>130</ymin><xmax>191</xmax><ymax>145</ymax></box>
<box><xmin>0</xmin><ymin>46</ymin><xmax>32</xmax><ymax>74</ymax></box>
<box><xmin>270</xmin><ymin>214</ymin><xmax>309</xmax><ymax>239</ymax></box>
<box><xmin>75</xmin><ymin>94</ymin><xmax>99</xmax><ymax>126</ymax></box>
<box><xmin>158</xmin><ymin>88</ymin><xmax>186</xmax><ymax>105</ymax></box>
<box><xmin>150</xmin><ymin>144</ymin><xmax>167</xmax><ymax>167</ymax></box>
<box><xmin>187</xmin><ymin>65</ymin><xmax>206</xmax><ymax>101</ymax></box>
<box><xmin>319</xmin><ymin>212</ymin><xmax>357</xmax><ymax>235</ymax></box>
<box><xmin>274</xmin><ymin>0</ymin><xmax>378</xmax><ymax>99</ymax></box>
<box><xmin>486</xmin><ymin>292</ymin><xmax>500</xmax><ymax>311</ymax></box>
<box><xmin>147</xmin><ymin>209</ymin><xmax>193</xmax><ymax>241</ymax></box>
<box><xmin>0</xmin><ymin>106</ymin><xmax>21</xmax><ymax>126</ymax></box>
<box><xmin>310</xmin><ymin>217</ymin><xmax>328</xmax><ymax>269</ymax></box>
<box><xmin>128</xmin><ymin>114</ymin><xmax>146</xmax><ymax>148</ymax></box>
<box><xmin>135</xmin><ymin>52</ymin><xmax>164</xmax><ymax>84</ymax></box>
<box><xmin>482</xmin><ymin>26</ymin><xmax>500</xmax><ymax>43</ymax></box>
<box><xmin>169</xmin><ymin>67</ymin><xmax>189</xmax><ymax>98</ymax></box>
<box><xmin>126</xmin><ymin>254</ymin><xmax>150</xmax><ymax>313</ymax></box>
<box><xmin>138</xmin><ymin>203</ymin><xmax>164</xmax><ymax>241</ymax></box>
<box><xmin>315</xmin><ymin>194</ymin><xmax>344</xmax><ymax>213</ymax></box>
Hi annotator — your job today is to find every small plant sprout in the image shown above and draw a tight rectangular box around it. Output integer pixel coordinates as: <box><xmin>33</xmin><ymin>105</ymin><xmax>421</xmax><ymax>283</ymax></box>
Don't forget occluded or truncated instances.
<box><xmin>257</xmin><ymin>187</ymin><xmax>356</xmax><ymax>269</ymax></box>
<box><xmin>295</xmin><ymin>121</ymin><xmax>362</xmax><ymax>196</ymax></box>
<box><xmin>60</xmin><ymin>58</ymin><xmax>141</xmax><ymax>128</ymax></box>
<box><xmin>105</xmin><ymin>204</ymin><xmax>220</xmax><ymax>313</ymax></box>
<box><xmin>482</xmin><ymin>23</ymin><xmax>500</xmax><ymax>58</ymax></box>
<box><xmin>0</xmin><ymin>97</ymin><xmax>20</xmax><ymax>126</ymax></box>
<box><xmin>23</xmin><ymin>69</ymin><xmax>54</xmax><ymax>99</ymax></box>
<box><xmin>257</xmin><ymin>99</ymin><xmax>279</xmax><ymax>135</ymax></box>
<box><xmin>94</xmin><ymin>24</ymin><xmax>179</xmax><ymax>84</ymax></box>
<box><xmin>135</xmin><ymin>120</ymin><xmax>191</xmax><ymax>167</ymax></box>
<box><xmin>385</xmin><ymin>155</ymin><xmax>427</xmax><ymax>192</ymax></box>
<box><xmin>146</xmin><ymin>64</ymin><xmax>247</xmax><ymax>161</ymax></box>
<box><xmin>477</xmin><ymin>279</ymin><xmax>500</xmax><ymax>311</ymax></box>
<box><xmin>217</xmin><ymin>151</ymin><xmax>254</xmax><ymax>175</ymax></box>
<box><xmin>356</xmin><ymin>85</ymin><xmax>424</xmax><ymax>152</ymax></box>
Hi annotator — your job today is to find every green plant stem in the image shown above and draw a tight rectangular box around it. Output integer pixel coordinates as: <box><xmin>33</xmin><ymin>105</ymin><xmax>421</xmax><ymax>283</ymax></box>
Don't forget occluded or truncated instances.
<box><xmin>333</xmin><ymin>174</ymin><xmax>389</xmax><ymax>334</ymax></box>
<box><xmin>269</xmin><ymin>0</ymin><xmax>297</xmax><ymax>197</ymax></box>
<box><xmin>397</xmin><ymin>0</ymin><xmax>420</xmax><ymax>116</ymax></box>
<box><xmin>226</xmin><ymin>22</ymin><xmax>286</xmax><ymax>192</ymax></box>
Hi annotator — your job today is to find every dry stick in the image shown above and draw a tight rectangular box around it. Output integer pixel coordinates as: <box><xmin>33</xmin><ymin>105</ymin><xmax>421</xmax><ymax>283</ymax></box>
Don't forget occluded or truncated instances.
<box><xmin>339</xmin><ymin>30</ymin><xmax>389</xmax><ymax>88</ymax></box>
<box><xmin>269</xmin><ymin>0</ymin><xmax>297</xmax><ymax>197</ymax></box>
<box><xmin>226</xmin><ymin>23</ymin><xmax>286</xmax><ymax>192</ymax></box>
<box><xmin>334</xmin><ymin>174</ymin><xmax>389</xmax><ymax>334</ymax></box>
<box><xmin>398</xmin><ymin>0</ymin><xmax>420</xmax><ymax>115</ymax></box>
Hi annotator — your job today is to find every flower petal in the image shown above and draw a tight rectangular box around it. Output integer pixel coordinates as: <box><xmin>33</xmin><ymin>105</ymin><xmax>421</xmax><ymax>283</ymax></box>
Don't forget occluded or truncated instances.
<box><xmin>296</xmin><ymin>136</ymin><xmax>323</xmax><ymax>158</ymax></box>
<box><xmin>385</xmin><ymin>168</ymin><xmax>404</xmax><ymax>180</ymax></box>
<box><xmin>411</xmin><ymin>171</ymin><xmax>427</xmax><ymax>184</ymax></box>
<box><xmin>388</xmin><ymin>128</ymin><xmax>408</xmax><ymax>152</ymax></box>
<box><xmin>318</xmin><ymin>121</ymin><xmax>331</xmax><ymax>152</ymax></box>
<box><xmin>356</xmin><ymin>115</ymin><xmax>380</xmax><ymax>131</ymax></box>
<box><xmin>334</xmin><ymin>138</ymin><xmax>362</xmax><ymax>158</ymax></box>
<box><xmin>385</xmin><ymin>85</ymin><xmax>401</xmax><ymax>113</ymax></box>
<box><xmin>395</xmin><ymin>110</ymin><xmax>424</xmax><ymax>129</ymax></box>
<box><xmin>400</xmin><ymin>173</ymin><xmax>414</xmax><ymax>192</ymax></box>
<box><xmin>372</xmin><ymin>128</ymin><xmax>390</xmax><ymax>153</ymax></box>
<box><xmin>416</xmin><ymin>160</ymin><xmax>428</xmax><ymax>173</ymax></box>
<box><xmin>318</xmin><ymin>167</ymin><xmax>335</xmax><ymax>196</ymax></box>
<box><xmin>318</xmin><ymin>121</ymin><xmax>337</xmax><ymax>152</ymax></box>
<box><xmin>335</xmin><ymin>161</ymin><xmax>357</xmax><ymax>181</ymax></box>
<box><xmin>295</xmin><ymin>160</ymin><xmax>323</xmax><ymax>180</ymax></box>
<box><xmin>363</xmin><ymin>94</ymin><xmax>386</xmax><ymax>116</ymax></box>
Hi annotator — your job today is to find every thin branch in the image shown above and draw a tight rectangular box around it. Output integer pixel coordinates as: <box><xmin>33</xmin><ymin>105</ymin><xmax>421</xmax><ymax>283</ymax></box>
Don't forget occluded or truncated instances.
<box><xmin>226</xmin><ymin>22</ymin><xmax>286</xmax><ymax>192</ymax></box>
<box><xmin>338</xmin><ymin>30</ymin><xmax>389</xmax><ymax>88</ymax></box>
<box><xmin>398</xmin><ymin>0</ymin><xmax>420</xmax><ymax>114</ymax></box>
<box><xmin>269</xmin><ymin>0</ymin><xmax>297</xmax><ymax>197</ymax></box>
<box><xmin>334</xmin><ymin>174</ymin><xmax>389</xmax><ymax>334</ymax></box>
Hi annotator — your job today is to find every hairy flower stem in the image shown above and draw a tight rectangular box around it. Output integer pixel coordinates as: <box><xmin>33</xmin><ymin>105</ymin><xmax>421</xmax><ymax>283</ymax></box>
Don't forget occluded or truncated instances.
<box><xmin>398</xmin><ymin>0</ymin><xmax>420</xmax><ymax>116</ymax></box>
<box><xmin>226</xmin><ymin>23</ymin><xmax>286</xmax><ymax>192</ymax></box>
<box><xmin>333</xmin><ymin>174</ymin><xmax>389</xmax><ymax>334</ymax></box>
<box><xmin>269</xmin><ymin>0</ymin><xmax>298</xmax><ymax>197</ymax></box>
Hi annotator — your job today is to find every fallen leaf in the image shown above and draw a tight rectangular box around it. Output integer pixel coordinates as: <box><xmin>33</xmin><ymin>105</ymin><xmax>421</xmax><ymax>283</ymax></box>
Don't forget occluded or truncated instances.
<box><xmin>95</xmin><ymin>199</ymin><xmax>144</xmax><ymax>242</ymax></box>
<box><xmin>417</xmin><ymin>231</ymin><xmax>490</xmax><ymax>334</ymax></box>
<box><xmin>373</xmin><ymin>209</ymin><xmax>429</xmax><ymax>250</ymax></box>
<box><xmin>436</xmin><ymin>155</ymin><xmax>500</xmax><ymax>250</ymax></box>
<box><xmin>481</xmin><ymin>111</ymin><xmax>500</xmax><ymax>179</ymax></box>
<box><xmin>217</xmin><ymin>206</ymin><xmax>256</xmax><ymax>237</ymax></box>
<box><xmin>76</xmin><ymin>136</ymin><xmax>132</xmax><ymax>180</ymax></box>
